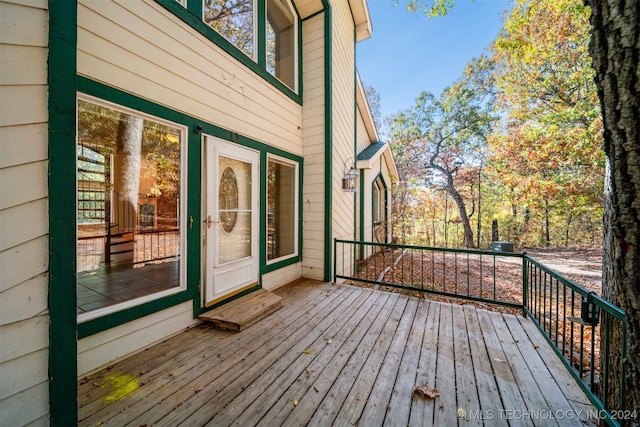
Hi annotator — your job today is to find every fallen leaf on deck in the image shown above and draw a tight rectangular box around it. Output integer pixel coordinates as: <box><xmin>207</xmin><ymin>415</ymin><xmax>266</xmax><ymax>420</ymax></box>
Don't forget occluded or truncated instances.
<box><xmin>303</xmin><ymin>349</ymin><xmax>312</xmax><ymax>354</ymax></box>
<box><xmin>293</xmin><ymin>400</ymin><xmax>299</xmax><ymax>406</ymax></box>
<box><xmin>327</xmin><ymin>338</ymin><xmax>333</xmax><ymax>344</ymax></box>
<box><xmin>413</xmin><ymin>384</ymin><xmax>439</xmax><ymax>399</ymax></box>
<box><xmin>195</xmin><ymin>385</ymin><xmax>204</xmax><ymax>393</ymax></box>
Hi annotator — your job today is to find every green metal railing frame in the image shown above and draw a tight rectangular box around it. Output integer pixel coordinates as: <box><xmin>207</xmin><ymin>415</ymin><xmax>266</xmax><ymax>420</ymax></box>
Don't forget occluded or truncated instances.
<box><xmin>334</xmin><ymin>239</ymin><xmax>628</xmax><ymax>427</ymax></box>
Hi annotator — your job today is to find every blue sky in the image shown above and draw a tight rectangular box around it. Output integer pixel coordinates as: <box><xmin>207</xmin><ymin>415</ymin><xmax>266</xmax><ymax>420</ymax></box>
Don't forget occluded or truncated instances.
<box><xmin>357</xmin><ymin>0</ymin><xmax>512</xmax><ymax>121</ymax></box>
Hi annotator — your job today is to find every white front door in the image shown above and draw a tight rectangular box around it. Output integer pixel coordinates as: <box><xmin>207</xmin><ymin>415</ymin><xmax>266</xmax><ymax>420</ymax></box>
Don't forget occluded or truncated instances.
<box><xmin>203</xmin><ymin>136</ymin><xmax>259</xmax><ymax>306</ymax></box>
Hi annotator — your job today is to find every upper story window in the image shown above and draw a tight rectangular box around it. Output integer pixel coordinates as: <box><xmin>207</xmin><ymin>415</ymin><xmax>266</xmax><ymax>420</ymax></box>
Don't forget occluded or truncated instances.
<box><xmin>204</xmin><ymin>0</ymin><xmax>255</xmax><ymax>59</ymax></box>
<box><xmin>197</xmin><ymin>0</ymin><xmax>298</xmax><ymax>91</ymax></box>
<box><xmin>266</xmin><ymin>0</ymin><xmax>296</xmax><ymax>89</ymax></box>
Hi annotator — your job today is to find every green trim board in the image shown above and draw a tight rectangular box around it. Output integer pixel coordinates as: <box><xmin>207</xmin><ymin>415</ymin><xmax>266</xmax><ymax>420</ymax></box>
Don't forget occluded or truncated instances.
<box><xmin>323</xmin><ymin>1</ymin><xmax>332</xmax><ymax>282</ymax></box>
<box><xmin>48</xmin><ymin>1</ymin><xmax>79</xmax><ymax>425</ymax></box>
<box><xmin>359</xmin><ymin>171</ymin><xmax>365</xmax><ymax>259</ymax></box>
<box><xmin>155</xmin><ymin>0</ymin><xmax>302</xmax><ymax>104</ymax></box>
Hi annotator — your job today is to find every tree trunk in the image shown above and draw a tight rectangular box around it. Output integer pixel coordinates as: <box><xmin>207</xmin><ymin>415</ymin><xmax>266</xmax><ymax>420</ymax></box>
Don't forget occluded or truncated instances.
<box><xmin>543</xmin><ymin>201</ymin><xmax>550</xmax><ymax>247</ymax></box>
<box><xmin>445</xmin><ymin>183</ymin><xmax>475</xmax><ymax>248</ymax></box>
<box><xmin>588</xmin><ymin>0</ymin><xmax>640</xmax><ymax>416</ymax></box>
<box><xmin>114</xmin><ymin>113</ymin><xmax>144</xmax><ymax>233</ymax></box>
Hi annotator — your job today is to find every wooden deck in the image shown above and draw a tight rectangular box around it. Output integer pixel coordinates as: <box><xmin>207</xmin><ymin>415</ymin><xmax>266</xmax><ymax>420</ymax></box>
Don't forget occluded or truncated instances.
<box><xmin>78</xmin><ymin>279</ymin><xmax>597</xmax><ymax>426</ymax></box>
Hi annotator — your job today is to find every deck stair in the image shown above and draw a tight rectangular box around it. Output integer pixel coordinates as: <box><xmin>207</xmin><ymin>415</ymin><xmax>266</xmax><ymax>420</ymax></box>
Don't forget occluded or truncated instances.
<box><xmin>199</xmin><ymin>289</ymin><xmax>283</xmax><ymax>332</ymax></box>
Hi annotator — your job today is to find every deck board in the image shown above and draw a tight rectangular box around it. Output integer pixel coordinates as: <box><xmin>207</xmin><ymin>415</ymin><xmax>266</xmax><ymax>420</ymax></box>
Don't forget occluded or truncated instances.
<box><xmin>78</xmin><ymin>279</ymin><xmax>597</xmax><ymax>427</ymax></box>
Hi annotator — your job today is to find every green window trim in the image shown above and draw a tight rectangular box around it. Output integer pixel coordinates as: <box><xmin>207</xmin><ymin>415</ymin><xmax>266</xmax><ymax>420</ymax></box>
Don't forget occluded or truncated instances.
<box><xmin>371</xmin><ymin>172</ymin><xmax>389</xmax><ymax>242</ymax></box>
<box><xmin>76</xmin><ymin>77</ymin><xmax>201</xmax><ymax>338</ymax></box>
<box><xmin>77</xmin><ymin>76</ymin><xmax>304</xmax><ymax>332</ymax></box>
<box><xmin>155</xmin><ymin>0</ymin><xmax>303</xmax><ymax>104</ymax></box>
<box><xmin>264</xmin><ymin>154</ymin><xmax>303</xmax><ymax>271</ymax></box>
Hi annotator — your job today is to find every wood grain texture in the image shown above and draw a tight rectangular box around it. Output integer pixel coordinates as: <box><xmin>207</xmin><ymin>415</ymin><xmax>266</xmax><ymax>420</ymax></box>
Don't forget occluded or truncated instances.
<box><xmin>77</xmin><ymin>279</ymin><xmax>598</xmax><ymax>426</ymax></box>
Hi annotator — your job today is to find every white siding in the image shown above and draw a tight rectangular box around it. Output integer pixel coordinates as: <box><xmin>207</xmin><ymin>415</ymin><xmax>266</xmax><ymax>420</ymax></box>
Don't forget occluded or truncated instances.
<box><xmin>262</xmin><ymin>263</ymin><xmax>302</xmax><ymax>290</ymax></box>
<box><xmin>77</xmin><ymin>0</ymin><xmax>303</xmax><ymax>155</ymax></box>
<box><xmin>356</xmin><ymin>106</ymin><xmax>371</xmax><ymax>156</ymax></box>
<box><xmin>77</xmin><ymin>302</ymin><xmax>195</xmax><ymax>376</ymax></box>
<box><xmin>301</xmin><ymin>14</ymin><xmax>326</xmax><ymax>279</ymax></box>
<box><xmin>0</xmin><ymin>0</ymin><xmax>50</xmax><ymax>425</ymax></box>
<box><xmin>330</xmin><ymin>0</ymin><xmax>357</xmax><ymax>277</ymax></box>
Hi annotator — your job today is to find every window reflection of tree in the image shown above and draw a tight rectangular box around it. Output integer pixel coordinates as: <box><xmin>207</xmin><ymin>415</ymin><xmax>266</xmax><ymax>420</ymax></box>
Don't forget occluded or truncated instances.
<box><xmin>203</xmin><ymin>0</ymin><xmax>254</xmax><ymax>58</ymax></box>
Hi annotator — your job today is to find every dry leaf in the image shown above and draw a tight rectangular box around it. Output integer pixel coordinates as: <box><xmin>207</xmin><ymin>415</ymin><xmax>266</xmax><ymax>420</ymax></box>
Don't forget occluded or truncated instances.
<box><xmin>303</xmin><ymin>349</ymin><xmax>312</xmax><ymax>354</ymax></box>
<box><xmin>327</xmin><ymin>338</ymin><xmax>333</xmax><ymax>344</ymax></box>
<box><xmin>413</xmin><ymin>384</ymin><xmax>439</xmax><ymax>399</ymax></box>
<box><xmin>293</xmin><ymin>400</ymin><xmax>299</xmax><ymax>406</ymax></box>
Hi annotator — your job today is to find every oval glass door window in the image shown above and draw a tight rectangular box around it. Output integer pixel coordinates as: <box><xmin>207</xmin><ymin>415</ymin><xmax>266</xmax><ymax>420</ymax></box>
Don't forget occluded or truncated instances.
<box><xmin>219</xmin><ymin>166</ymin><xmax>238</xmax><ymax>233</ymax></box>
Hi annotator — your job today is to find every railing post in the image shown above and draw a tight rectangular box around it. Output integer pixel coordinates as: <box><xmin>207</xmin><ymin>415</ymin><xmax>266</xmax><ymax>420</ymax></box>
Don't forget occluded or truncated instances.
<box><xmin>522</xmin><ymin>253</ymin><xmax>528</xmax><ymax>317</ymax></box>
<box><xmin>333</xmin><ymin>238</ymin><xmax>337</xmax><ymax>283</ymax></box>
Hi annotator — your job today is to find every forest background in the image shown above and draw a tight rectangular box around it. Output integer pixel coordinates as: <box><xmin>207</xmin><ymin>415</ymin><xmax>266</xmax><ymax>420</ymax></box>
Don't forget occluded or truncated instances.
<box><xmin>365</xmin><ymin>0</ymin><xmax>604</xmax><ymax>250</ymax></box>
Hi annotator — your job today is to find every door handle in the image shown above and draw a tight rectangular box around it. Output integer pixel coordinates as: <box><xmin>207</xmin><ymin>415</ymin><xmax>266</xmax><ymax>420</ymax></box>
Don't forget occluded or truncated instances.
<box><xmin>204</xmin><ymin>215</ymin><xmax>217</xmax><ymax>228</ymax></box>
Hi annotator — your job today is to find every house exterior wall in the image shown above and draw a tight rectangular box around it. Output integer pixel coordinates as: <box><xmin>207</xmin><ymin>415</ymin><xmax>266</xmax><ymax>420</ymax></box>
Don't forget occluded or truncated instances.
<box><xmin>0</xmin><ymin>0</ymin><xmax>379</xmax><ymax>423</ymax></box>
<box><xmin>73</xmin><ymin>0</ymin><xmax>312</xmax><ymax>375</ymax></box>
<box><xmin>301</xmin><ymin>13</ymin><xmax>326</xmax><ymax>280</ymax></box>
<box><xmin>77</xmin><ymin>0</ymin><xmax>303</xmax><ymax>156</ymax></box>
<box><xmin>330</xmin><ymin>0</ymin><xmax>357</xmax><ymax>278</ymax></box>
<box><xmin>0</xmin><ymin>0</ymin><xmax>51</xmax><ymax>424</ymax></box>
<box><xmin>360</xmin><ymin>161</ymin><xmax>393</xmax><ymax>243</ymax></box>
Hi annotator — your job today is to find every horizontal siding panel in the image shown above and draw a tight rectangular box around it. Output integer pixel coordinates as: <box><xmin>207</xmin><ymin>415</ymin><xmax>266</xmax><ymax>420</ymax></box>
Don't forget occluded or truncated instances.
<box><xmin>0</xmin><ymin>381</ymin><xmax>49</xmax><ymax>427</ymax></box>
<box><xmin>0</xmin><ymin>161</ymin><xmax>47</xmax><ymax>210</ymax></box>
<box><xmin>0</xmin><ymin>314</ymin><xmax>48</xmax><ymax>363</ymax></box>
<box><xmin>303</xmin><ymin>184</ymin><xmax>325</xmax><ymax>199</ymax></box>
<box><xmin>3</xmin><ymin>0</ymin><xmax>47</xmax><ymax>9</ymax></box>
<box><xmin>262</xmin><ymin>263</ymin><xmax>302</xmax><ymax>290</ymax></box>
<box><xmin>301</xmin><ymin>265</ymin><xmax>323</xmax><ymax>279</ymax></box>
<box><xmin>0</xmin><ymin>348</ymin><xmax>47</xmax><ymax>401</ymax></box>
<box><xmin>0</xmin><ymin>236</ymin><xmax>47</xmax><ymax>293</ymax></box>
<box><xmin>0</xmin><ymin>199</ymin><xmax>47</xmax><ymax>252</ymax></box>
<box><xmin>0</xmin><ymin>274</ymin><xmax>48</xmax><ymax>326</ymax></box>
<box><xmin>303</xmin><ymin>211</ymin><xmax>325</xmax><ymax>223</ymax></box>
<box><xmin>78</xmin><ymin>302</ymin><xmax>194</xmax><ymax>375</ymax></box>
<box><xmin>0</xmin><ymin>2</ymin><xmax>47</xmax><ymax>47</ymax></box>
<box><xmin>77</xmin><ymin>29</ymin><xmax>294</xmax><ymax>134</ymax></box>
<box><xmin>0</xmin><ymin>44</ymin><xmax>47</xmax><ymax>85</ymax></box>
<box><xmin>0</xmin><ymin>85</ymin><xmax>47</xmax><ymax>127</ymax></box>
<box><xmin>0</xmin><ymin>123</ymin><xmax>47</xmax><ymax>168</ymax></box>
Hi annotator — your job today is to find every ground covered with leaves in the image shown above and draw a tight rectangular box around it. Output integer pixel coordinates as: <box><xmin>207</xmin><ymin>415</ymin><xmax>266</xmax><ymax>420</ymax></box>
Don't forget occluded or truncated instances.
<box><xmin>346</xmin><ymin>246</ymin><xmax>604</xmax><ymax>385</ymax></box>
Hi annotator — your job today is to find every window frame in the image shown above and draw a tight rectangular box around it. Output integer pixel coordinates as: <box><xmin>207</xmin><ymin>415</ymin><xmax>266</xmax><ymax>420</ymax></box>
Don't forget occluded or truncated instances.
<box><xmin>75</xmin><ymin>92</ymin><xmax>189</xmax><ymax>324</ymax></box>
<box><xmin>266</xmin><ymin>0</ymin><xmax>298</xmax><ymax>91</ymax></box>
<box><xmin>156</xmin><ymin>0</ymin><xmax>301</xmax><ymax>101</ymax></box>
<box><xmin>265</xmin><ymin>153</ymin><xmax>300</xmax><ymax>266</ymax></box>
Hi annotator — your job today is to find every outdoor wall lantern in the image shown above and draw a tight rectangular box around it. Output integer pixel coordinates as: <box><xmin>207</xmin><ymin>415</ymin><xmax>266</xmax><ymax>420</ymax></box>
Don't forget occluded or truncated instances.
<box><xmin>342</xmin><ymin>159</ymin><xmax>358</xmax><ymax>193</ymax></box>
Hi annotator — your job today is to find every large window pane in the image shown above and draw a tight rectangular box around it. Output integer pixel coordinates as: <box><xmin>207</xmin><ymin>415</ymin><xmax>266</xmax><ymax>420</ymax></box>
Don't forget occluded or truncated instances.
<box><xmin>266</xmin><ymin>0</ymin><xmax>295</xmax><ymax>89</ymax></box>
<box><xmin>267</xmin><ymin>157</ymin><xmax>296</xmax><ymax>261</ymax></box>
<box><xmin>77</xmin><ymin>99</ymin><xmax>182</xmax><ymax>314</ymax></box>
<box><xmin>204</xmin><ymin>0</ymin><xmax>254</xmax><ymax>59</ymax></box>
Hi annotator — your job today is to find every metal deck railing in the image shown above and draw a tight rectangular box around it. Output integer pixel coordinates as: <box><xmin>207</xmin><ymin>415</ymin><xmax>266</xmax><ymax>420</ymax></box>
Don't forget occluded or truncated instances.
<box><xmin>334</xmin><ymin>239</ymin><xmax>629</xmax><ymax>427</ymax></box>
